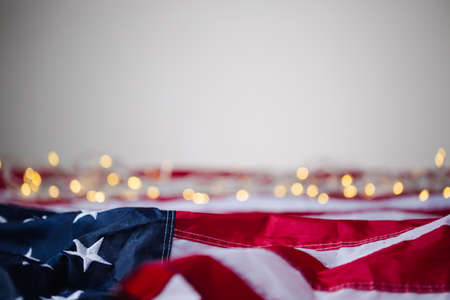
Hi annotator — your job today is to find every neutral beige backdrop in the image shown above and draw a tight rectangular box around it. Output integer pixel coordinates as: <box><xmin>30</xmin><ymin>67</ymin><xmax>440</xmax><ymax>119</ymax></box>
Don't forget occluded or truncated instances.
<box><xmin>0</xmin><ymin>0</ymin><xmax>449</xmax><ymax>169</ymax></box>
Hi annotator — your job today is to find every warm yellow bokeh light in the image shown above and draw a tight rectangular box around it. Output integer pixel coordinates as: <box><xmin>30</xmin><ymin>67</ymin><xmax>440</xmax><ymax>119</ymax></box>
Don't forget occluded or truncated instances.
<box><xmin>290</xmin><ymin>183</ymin><xmax>303</xmax><ymax>196</ymax></box>
<box><xmin>434</xmin><ymin>153</ymin><xmax>445</xmax><ymax>168</ymax></box>
<box><xmin>99</xmin><ymin>155</ymin><xmax>112</xmax><ymax>169</ymax></box>
<box><xmin>21</xmin><ymin>183</ymin><xmax>31</xmax><ymax>196</ymax></box>
<box><xmin>193</xmin><ymin>192</ymin><xmax>209</xmax><ymax>204</ymax></box>
<box><xmin>86</xmin><ymin>190</ymin><xmax>97</xmax><ymax>202</ymax></box>
<box><xmin>274</xmin><ymin>185</ymin><xmax>287</xmax><ymax>198</ymax></box>
<box><xmin>296</xmin><ymin>167</ymin><xmax>309</xmax><ymax>180</ymax></box>
<box><xmin>128</xmin><ymin>176</ymin><xmax>142</xmax><ymax>190</ymax></box>
<box><xmin>70</xmin><ymin>179</ymin><xmax>82</xmax><ymax>194</ymax></box>
<box><xmin>443</xmin><ymin>186</ymin><xmax>450</xmax><ymax>199</ymax></box>
<box><xmin>236</xmin><ymin>189</ymin><xmax>249</xmax><ymax>202</ymax></box>
<box><xmin>306</xmin><ymin>184</ymin><xmax>319</xmax><ymax>198</ymax></box>
<box><xmin>107</xmin><ymin>173</ymin><xmax>120</xmax><ymax>186</ymax></box>
<box><xmin>364</xmin><ymin>183</ymin><xmax>375</xmax><ymax>197</ymax></box>
<box><xmin>343</xmin><ymin>185</ymin><xmax>357</xmax><ymax>198</ymax></box>
<box><xmin>31</xmin><ymin>172</ymin><xmax>41</xmax><ymax>187</ymax></box>
<box><xmin>48</xmin><ymin>151</ymin><xmax>59</xmax><ymax>167</ymax></box>
<box><xmin>95</xmin><ymin>191</ymin><xmax>106</xmax><ymax>203</ymax></box>
<box><xmin>147</xmin><ymin>186</ymin><xmax>160</xmax><ymax>199</ymax></box>
<box><xmin>341</xmin><ymin>174</ymin><xmax>353</xmax><ymax>187</ymax></box>
<box><xmin>48</xmin><ymin>185</ymin><xmax>59</xmax><ymax>198</ymax></box>
<box><xmin>183</xmin><ymin>188</ymin><xmax>195</xmax><ymax>200</ymax></box>
<box><xmin>24</xmin><ymin>168</ymin><xmax>34</xmax><ymax>181</ymax></box>
<box><xmin>419</xmin><ymin>189</ymin><xmax>429</xmax><ymax>202</ymax></box>
<box><xmin>0</xmin><ymin>160</ymin><xmax>2</xmax><ymax>169</ymax></box>
<box><xmin>317</xmin><ymin>193</ymin><xmax>329</xmax><ymax>204</ymax></box>
<box><xmin>393</xmin><ymin>181</ymin><xmax>403</xmax><ymax>195</ymax></box>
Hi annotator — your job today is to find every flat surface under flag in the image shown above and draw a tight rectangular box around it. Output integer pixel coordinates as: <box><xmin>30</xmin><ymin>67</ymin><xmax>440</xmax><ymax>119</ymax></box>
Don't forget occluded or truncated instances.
<box><xmin>0</xmin><ymin>167</ymin><xmax>449</xmax><ymax>299</ymax></box>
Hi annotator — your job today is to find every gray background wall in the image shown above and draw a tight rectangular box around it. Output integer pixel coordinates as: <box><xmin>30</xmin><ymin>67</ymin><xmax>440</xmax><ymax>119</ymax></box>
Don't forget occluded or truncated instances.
<box><xmin>1</xmin><ymin>0</ymin><xmax>449</xmax><ymax>169</ymax></box>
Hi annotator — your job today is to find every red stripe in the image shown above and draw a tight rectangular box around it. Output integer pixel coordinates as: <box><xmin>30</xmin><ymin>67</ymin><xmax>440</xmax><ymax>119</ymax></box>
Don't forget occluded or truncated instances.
<box><xmin>272</xmin><ymin>225</ymin><xmax>450</xmax><ymax>292</ymax></box>
<box><xmin>118</xmin><ymin>255</ymin><xmax>265</xmax><ymax>300</ymax></box>
<box><xmin>175</xmin><ymin>211</ymin><xmax>436</xmax><ymax>250</ymax></box>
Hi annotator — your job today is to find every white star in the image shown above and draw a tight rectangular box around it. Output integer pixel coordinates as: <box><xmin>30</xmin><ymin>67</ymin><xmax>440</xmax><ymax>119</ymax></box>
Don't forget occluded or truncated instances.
<box><xmin>0</xmin><ymin>215</ymin><xmax>6</xmax><ymax>223</ymax></box>
<box><xmin>22</xmin><ymin>248</ymin><xmax>54</xmax><ymax>270</ymax></box>
<box><xmin>64</xmin><ymin>237</ymin><xmax>111</xmax><ymax>272</ymax></box>
<box><xmin>40</xmin><ymin>290</ymin><xmax>83</xmax><ymax>300</ymax></box>
<box><xmin>73</xmin><ymin>210</ymin><xmax>97</xmax><ymax>223</ymax></box>
<box><xmin>24</xmin><ymin>248</ymin><xmax>40</xmax><ymax>262</ymax></box>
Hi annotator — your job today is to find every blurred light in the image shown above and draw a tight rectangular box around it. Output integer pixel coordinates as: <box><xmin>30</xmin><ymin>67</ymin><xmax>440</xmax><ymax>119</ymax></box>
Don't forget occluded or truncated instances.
<box><xmin>31</xmin><ymin>172</ymin><xmax>41</xmax><ymax>187</ymax></box>
<box><xmin>95</xmin><ymin>191</ymin><xmax>106</xmax><ymax>203</ymax></box>
<box><xmin>306</xmin><ymin>184</ymin><xmax>319</xmax><ymax>198</ymax></box>
<box><xmin>290</xmin><ymin>182</ymin><xmax>304</xmax><ymax>196</ymax></box>
<box><xmin>147</xmin><ymin>186</ymin><xmax>160</xmax><ymax>199</ymax></box>
<box><xmin>24</xmin><ymin>168</ymin><xmax>34</xmax><ymax>181</ymax></box>
<box><xmin>343</xmin><ymin>185</ymin><xmax>357</xmax><ymax>198</ymax></box>
<box><xmin>86</xmin><ymin>190</ymin><xmax>96</xmax><ymax>202</ymax></box>
<box><xmin>296</xmin><ymin>167</ymin><xmax>308</xmax><ymax>180</ymax></box>
<box><xmin>21</xmin><ymin>183</ymin><xmax>31</xmax><ymax>196</ymax></box>
<box><xmin>419</xmin><ymin>189</ymin><xmax>429</xmax><ymax>202</ymax></box>
<box><xmin>341</xmin><ymin>174</ymin><xmax>353</xmax><ymax>187</ymax></box>
<box><xmin>443</xmin><ymin>186</ymin><xmax>450</xmax><ymax>199</ymax></box>
<box><xmin>99</xmin><ymin>155</ymin><xmax>112</xmax><ymax>169</ymax></box>
<box><xmin>107</xmin><ymin>173</ymin><xmax>120</xmax><ymax>186</ymax></box>
<box><xmin>48</xmin><ymin>185</ymin><xmax>59</xmax><ymax>198</ymax></box>
<box><xmin>70</xmin><ymin>179</ymin><xmax>82</xmax><ymax>194</ymax></box>
<box><xmin>30</xmin><ymin>183</ymin><xmax>39</xmax><ymax>192</ymax></box>
<box><xmin>0</xmin><ymin>160</ymin><xmax>2</xmax><ymax>169</ymax></box>
<box><xmin>183</xmin><ymin>188</ymin><xmax>195</xmax><ymax>200</ymax></box>
<box><xmin>193</xmin><ymin>193</ymin><xmax>209</xmax><ymax>204</ymax></box>
<box><xmin>236</xmin><ymin>189</ymin><xmax>249</xmax><ymax>202</ymax></box>
<box><xmin>317</xmin><ymin>193</ymin><xmax>329</xmax><ymax>204</ymax></box>
<box><xmin>434</xmin><ymin>148</ymin><xmax>446</xmax><ymax>168</ymax></box>
<box><xmin>274</xmin><ymin>185</ymin><xmax>287</xmax><ymax>198</ymax></box>
<box><xmin>364</xmin><ymin>183</ymin><xmax>375</xmax><ymax>197</ymax></box>
<box><xmin>48</xmin><ymin>151</ymin><xmax>59</xmax><ymax>167</ymax></box>
<box><xmin>393</xmin><ymin>181</ymin><xmax>403</xmax><ymax>195</ymax></box>
<box><xmin>128</xmin><ymin>176</ymin><xmax>142</xmax><ymax>190</ymax></box>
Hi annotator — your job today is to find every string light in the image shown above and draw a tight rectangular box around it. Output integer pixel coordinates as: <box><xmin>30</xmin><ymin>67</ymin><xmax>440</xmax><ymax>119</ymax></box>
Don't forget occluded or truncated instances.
<box><xmin>434</xmin><ymin>148</ymin><xmax>446</xmax><ymax>168</ymax></box>
<box><xmin>317</xmin><ymin>193</ymin><xmax>329</xmax><ymax>204</ymax></box>
<box><xmin>443</xmin><ymin>186</ymin><xmax>450</xmax><ymax>199</ymax></box>
<box><xmin>364</xmin><ymin>183</ymin><xmax>375</xmax><ymax>197</ymax></box>
<box><xmin>48</xmin><ymin>185</ymin><xmax>59</xmax><ymax>198</ymax></box>
<box><xmin>290</xmin><ymin>183</ymin><xmax>303</xmax><ymax>196</ymax></box>
<box><xmin>86</xmin><ymin>190</ymin><xmax>96</xmax><ymax>202</ymax></box>
<box><xmin>99</xmin><ymin>155</ymin><xmax>112</xmax><ymax>168</ymax></box>
<box><xmin>341</xmin><ymin>174</ymin><xmax>353</xmax><ymax>187</ymax></box>
<box><xmin>147</xmin><ymin>186</ymin><xmax>160</xmax><ymax>199</ymax></box>
<box><xmin>419</xmin><ymin>189</ymin><xmax>429</xmax><ymax>202</ymax></box>
<box><xmin>183</xmin><ymin>188</ymin><xmax>195</xmax><ymax>200</ymax></box>
<box><xmin>48</xmin><ymin>151</ymin><xmax>59</xmax><ymax>167</ymax></box>
<box><xmin>20</xmin><ymin>183</ymin><xmax>31</xmax><ymax>196</ymax></box>
<box><xmin>236</xmin><ymin>189</ymin><xmax>249</xmax><ymax>202</ymax></box>
<box><xmin>193</xmin><ymin>193</ymin><xmax>209</xmax><ymax>204</ymax></box>
<box><xmin>127</xmin><ymin>176</ymin><xmax>142</xmax><ymax>190</ymax></box>
<box><xmin>95</xmin><ymin>191</ymin><xmax>106</xmax><ymax>203</ymax></box>
<box><xmin>306</xmin><ymin>184</ymin><xmax>319</xmax><ymax>198</ymax></box>
<box><xmin>274</xmin><ymin>185</ymin><xmax>287</xmax><ymax>198</ymax></box>
<box><xmin>107</xmin><ymin>173</ymin><xmax>120</xmax><ymax>186</ymax></box>
<box><xmin>343</xmin><ymin>185</ymin><xmax>357</xmax><ymax>198</ymax></box>
<box><xmin>70</xmin><ymin>179</ymin><xmax>82</xmax><ymax>194</ymax></box>
<box><xmin>393</xmin><ymin>181</ymin><xmax>403</xmax><ymax>195</ymax></box>
<box><xmin>296</xmin><ymin>167</ymin><xmax>308</xmax><ymax>180</ymax></box>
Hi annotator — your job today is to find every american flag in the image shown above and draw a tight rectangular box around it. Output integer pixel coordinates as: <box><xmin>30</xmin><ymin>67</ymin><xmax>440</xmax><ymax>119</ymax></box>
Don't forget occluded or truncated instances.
<box><xmin>0</xmin><ymin>166</ymin><xmax>449</xmax><ymax>299</ymax></box>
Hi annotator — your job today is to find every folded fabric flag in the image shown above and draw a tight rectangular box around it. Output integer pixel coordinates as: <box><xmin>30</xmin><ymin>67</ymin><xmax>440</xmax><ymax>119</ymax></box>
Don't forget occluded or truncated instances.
<box><xmin>1</xmin><ymin>204</ymin><xmax>449</xmax><ymax>300</ymax></box>
<box><xmin>0</xmin><ymin>205</ymin><xmax>174</xmax><ymax>300</ymax></box>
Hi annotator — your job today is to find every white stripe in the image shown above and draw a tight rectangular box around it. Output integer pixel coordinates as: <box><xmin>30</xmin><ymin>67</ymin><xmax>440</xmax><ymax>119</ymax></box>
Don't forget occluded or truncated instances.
<box><xmin>298</xmin><ymin>215</ymin><xmax>450</xmax><ymax>268</ymax></box>
<box><xmin>154</xmin><ymin>274</ymin><xmax>200</xmax><ymax>300</ymax></box>
<box><xmin>171</xmin><ymin>238</ymin><xmax>449</xmax><ymax>300</ymax></box>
